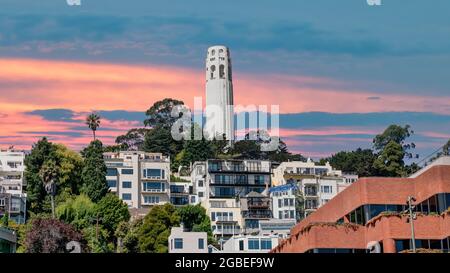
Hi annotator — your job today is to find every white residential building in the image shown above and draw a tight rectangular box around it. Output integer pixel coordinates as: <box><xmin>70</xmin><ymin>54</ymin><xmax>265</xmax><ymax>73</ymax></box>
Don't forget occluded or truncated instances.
<box><xmin>0</xmin><ymin>150</ymin><xmax>25</xmax><ymax>195</ymax></box>
<box><xmin>222</xmin><ymin>234</ymin><xmax>279</xmax><ymax>253</ymax></box>
<box><xmin>104</xmin><ymin>151</ymin><xmax>170</xmax><ymax>210</ymax></box>
<box><xmin>168</xmin><ymin>226</ymin><xmax>208</xmax><ymax>253</ymax></box>
<box><xmin>270</xmin><ymin>160</ymin><xmax>357</xmax><ymax>219</ymax></box>
<box><xmin>0</xmin><ymin>149</ymin><xmax>27</xmax><ymax>224</ymax></box>
<box><xmin>191</xmin><ymin>159</ymin><xmax>272</xmax><ymax>239</ymax></box>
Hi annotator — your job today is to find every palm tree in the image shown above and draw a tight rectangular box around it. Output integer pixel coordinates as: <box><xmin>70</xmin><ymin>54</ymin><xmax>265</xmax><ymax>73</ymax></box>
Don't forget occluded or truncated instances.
<box><xmin>86</xmin><ymin>113</ymin><xmax>101</xmax><ymax>140</ymax></box>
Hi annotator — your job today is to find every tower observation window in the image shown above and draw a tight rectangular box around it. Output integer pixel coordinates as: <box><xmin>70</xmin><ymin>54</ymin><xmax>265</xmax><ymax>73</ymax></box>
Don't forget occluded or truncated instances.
<box><xmin>219</xmin><ymin>65</ymin><xmax>225</xmax><ymax>79</ymax></box>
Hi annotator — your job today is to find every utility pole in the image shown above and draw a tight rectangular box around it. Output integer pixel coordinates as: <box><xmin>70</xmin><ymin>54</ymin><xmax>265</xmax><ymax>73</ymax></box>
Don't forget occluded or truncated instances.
<box><xmin>406</xmin><ymin>196</ymin><xmax>417</xmax><ymax>253</ymax></box>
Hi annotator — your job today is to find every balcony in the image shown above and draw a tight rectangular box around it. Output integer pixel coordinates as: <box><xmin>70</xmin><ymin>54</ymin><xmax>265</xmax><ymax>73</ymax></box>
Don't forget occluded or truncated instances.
<box><xmin>247</xmin><ymin>200</ymin><xmax>271</xmax><ymax>209</ymax></box>
<box><xmin>242</xmin><ymin>210</ymin><xmax>272</xmax><ymax>219</ymax></box>
<box><xmin>142</xmin><ymin>188</ymin><xmax>167</xmax><ymax>193</ymax></box>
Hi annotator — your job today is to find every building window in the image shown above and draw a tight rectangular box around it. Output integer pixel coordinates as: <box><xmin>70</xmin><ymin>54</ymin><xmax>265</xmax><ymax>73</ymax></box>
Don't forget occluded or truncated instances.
<box><xmin>198</xmin><ymin>238</ymin><xmax>205</xmax><ymax>249</ymax></box>
<box><xmin>174</xmin><ymin>238</ymin><xmax>183</xmax><ymax>249</ymax></box>
<box><xmin>289</xmin><ymin>210</ymin><xmax>295</xmax><ymax>219</ymax></box>
<box><xmin>107</xmin><ymin>180</ymin><xmax>117</xmax><ymax>188</ymax></box>
<box><xmin>248</xmin><ymin>239</ymin><xmax>260</xmax><ymax>250</ymax></box>
<box><xmin>219</xmin><ymin>64</ymin><xmax>225</xmax><ymax>78</ymax></box>
<box><xmin>122</xmin><ymin>193</ymin><xmax>132</xmax><ymax>201</ymax></box>
<box><xmin>239</xmin><ymin>240</ymin><xmax>244</xmax><ymax>251</ymax></box>
<box><xmin>278</xmin><ymin>211</ymin><xmax>283</xmax><ymax>219</ymax></box>
<box><xmin>122</xmin><ymin>181</ymin><xmax>132</xmax><ymax>188</ymax></box>
<box><xmin>143</xmin><ymin>182</ymin><xmax>165</xmax><ymax>192</ymax></box>
<box><xmin>198</xmin><ymin>192</ymin><xmax>204</xmax><ymax>198</ymax></box>
<box><xmin>121</xmin><ymin>169</ymin><xmax>133</xmax><ymax>175</ymax></box>
<box><xmin>198</xmin><ymin>180</ymin><xmax>204</xmax><ymax>187</ymax></box>
<box><xmin>0</xmin><ymin>198</ymin><xmax>5</xmax><ymax>207</ymax></box>
<box><xmin>278</xmin><ymin>199</ymin><xmax>283</xmax><ymax>208</ymax></box>
<box><xmin>261</xmin><ymin>239</ymin><xmax>272</xmax><ymax>250</ymax></box>
<box><xmin>107</xmin><ymin>168</ymin><xmax>118</xmax><ymax>176</ymax></box>
<box><xmin>211</xmin><ymin>212</ymin><xmax>216</xmax><ymax>221</ymax></box>
<box><xmin>144</xmin><ymin>196</ymin><xmax>160</xmax><ymax>204</ymax></box>
<box><xmin>143</xmin><ymin>169</ymin><xmax>164</xmax><ymax>179</ymax></box>
<box><xmin>321</xmin><ymin>185</ymin><xmax>332</xmax><ymax>193</ymax></box>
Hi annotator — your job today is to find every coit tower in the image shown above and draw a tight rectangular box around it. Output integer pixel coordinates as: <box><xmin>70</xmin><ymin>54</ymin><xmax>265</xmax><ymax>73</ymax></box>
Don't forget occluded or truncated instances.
<box><xmin>204</xmin><ymin>45</ymin><xmax>235</xmax><ymax>141</ymax></box>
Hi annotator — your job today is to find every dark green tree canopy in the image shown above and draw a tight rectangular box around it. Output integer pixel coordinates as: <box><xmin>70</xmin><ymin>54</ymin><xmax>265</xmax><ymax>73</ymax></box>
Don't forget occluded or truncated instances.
<box><xmin>138</xmin><ymin>204</ymin><xmax>180</xmax><ymax>253</ymax></box>
<box><xmin>81</xmin><ymin>140</ymin><xmax>109</xmax><ymax>202</ymax></box>
<box><xmin>144</xmin><ymin>98</ymin><xmax>184</xmax><ymax>129</ymax></box>
<box><xmin>115</xmin><ymin>128</ymin><xmax>150</xmax><ymax>151</ymax></box>
<box><xmin>95</xmin><ymin>193</ymin><xmax>131</xmax><ymax>235</ymax></box>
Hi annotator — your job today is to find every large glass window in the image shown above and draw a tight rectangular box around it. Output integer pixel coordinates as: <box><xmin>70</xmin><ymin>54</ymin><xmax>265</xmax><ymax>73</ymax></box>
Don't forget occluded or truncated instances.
<box><xmin>261</xmin><ymin>239</ymin><xmax>272</xmax><ymax>250</ymax></box>
<box><xmin>248</xmin><ymin>239</ymin><xmax>260</xmax><ymax>250</ymax></box>
<box><xmin>143</xmin><ymin>182</ymin><xmax>165</xmax><ymax>192</ymax></box>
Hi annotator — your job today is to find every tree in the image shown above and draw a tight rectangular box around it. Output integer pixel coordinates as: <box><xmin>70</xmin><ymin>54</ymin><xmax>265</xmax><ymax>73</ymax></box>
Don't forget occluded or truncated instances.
<box><xmin>373</xmin><ymin>141</ymin><xmax>406</xmax><ymax>177</ymax></box>
<box><xmin>144</xmin><ymin>98</ymin><xmax>184</xmax><ymax>129</ymax></box>
<box><xmin>95</xmin><ymin>193</ymin><xmax>130</xmax><ymax>235</ymax></box>
<box><xmin>180</xmin><ymin>139</ymin><xmax>214</xmax><ymax>167</ymax></box>
<box><xmin>24</xmin><ymin>138</ymin><xmax>56</xmax><ymax>213</ymax></box>
<box><xmin>115</xmin><ymin>128</ymin><xmax>151</xmax><ymax>151</ymax></box>
<box><xmin>56</xmin><ymin>194</ymin><xmax>96</xmax><ymax>230</ymax></box>
<box><xmin>373</xmin><ymin>124</ymin><xmax>417</xmax><ymax>159</ymax></box>
<box><xmin>86</xmin><ymin>113</ymin><xmax>101</xmax><ymax>140</ymax></box>
<box><xmin>443</xmin><ymin>139</ymin><xmax>450</xmax><ymax>156</ymax></box>
<box><xmin>323</xmin><ymin>148</ymin><xmax>378</xmax><ymax>177</ymax></box>
<box><xmin>177</xmin><ymin>205</ymin><xmax>214</xmax><ymax>244</ymax></box>
<box><xmin>138</xmin><ymin>204</ymin><xmax>180</xmax><ymax>253</ymax></box>
<box><xmin>53</xmin><ymin>144</ymin><xmax>84</xmax><ymax>196</ymax></box>
<box><xmin>24</xmin><ymin>218</ymin><xmax>84</xmax><ymax>253</ymax></box>
<box><xmin>81</xmin><ymin>140</ymin><xmax>109</xmax><ymax>202</ymax></box>
<box><xmin>115</xmin><ymin>218</ymin><xmax>143</xmax><ymax>253</ymax></box>
<box><xmin>143</xmin><ymin>126</ymin><xmax>183</xmax><ymax>158</ymax></box>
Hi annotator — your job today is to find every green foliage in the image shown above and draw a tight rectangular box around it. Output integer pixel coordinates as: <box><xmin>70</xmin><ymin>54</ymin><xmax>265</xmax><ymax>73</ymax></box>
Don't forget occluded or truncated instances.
<box><xmin>56</xmin><ymin>194</ymin><xmax>96</xmax><ymax>230</ymax></box>
<box><xmin>24</xmin><ymin>138</ymin><xmax>56</xmax><ymax>213</ymax></box>
<box><xmin>373</xmin><ymin>141</ymin><xmax>405</xmax><ymax>177</ymax></box>
<box><xmin>144</xmin><ymin>98</ymin><xmax>184</xmax><ymax>129</ymax></box>
<box><xmin>115</xmin><ymin>219</ymin><xmax>143</xmax><ymax>253</ymax></box>
<box><xmin>81</xmin><ymin>140</ymin><xmax>109</xmax><ymax>202</ymax></box>
<box><xmin>177</xmin><ymin>205</ymin><xmax>215</xmax><ymax>245</ymax></box>
<box><xmin>83</xmin><ymin>225</ymin><xmax>114</xmax><ymax>253</ymax></box>
<box><xmin>143</xmin><ymin>126</ymin><xmax>183</xmax><ymax>158</ymax></box>
<box><xmin>0</xmin><ymin>215</ymin><xmax>8</xmax><ymax>227</ymax></box>
<box><xmin>324</xmin><ymin>148</ymin><xmax>378</xmax><ymax>177</ymax></box>
<box><xmin>443</xmin><ymin>139</ymin><xmax>450</xmax><ymax>156</ymax></box>
<box><xmin>115</xmin><ymin>128</ymin><xmax>151</xmax><ymax>151</ymax></box>
<box><xmin>95</xmin><ymin>193</ymin><xmax>130</xmax><ymax>235</ymax></box>
<box><xmin>138</xmin><ymin>204</ymin><xmax>180</xmax><ymax>253</ymax></box>
<box><xmin>25</xmin><ymin>138</ymin><xmax>84</xmax><ymax>213</ymax></box>
<box><xmin>170</xmin><ymin>174</ymin><xmax>189</xmax><ymax>182</ymax></box>
<box><xmin>373</xmin><ymin>124</ymin><xmax>417</xmax><ymax>159</ymax></box>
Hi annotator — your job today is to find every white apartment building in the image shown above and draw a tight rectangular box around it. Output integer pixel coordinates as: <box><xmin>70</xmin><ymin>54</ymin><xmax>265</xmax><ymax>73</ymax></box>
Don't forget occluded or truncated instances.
<box><xmin>0</xmin><ymin>150</ymin><xmax>25</xmax><ymax>195</ymax></box>
<box><xmin>104</xmin><ymin>151</ymin><xmax>170</xmax><ymax>210</ymax></box>
<box><xmin>0</xmin><ymin>149</ymin><xmax>27</xmax><ymax>224</ymax></box>
<box><xmin>168</xmin><ymin>226</ymin><xmax>208</xmax><ymax>253</ymax></box>
<box><xmin>191</xmin><ymin>159</ymin><xmax>272</xmax><ymax>239</ymax></box>
<box><xmin>222</xmin><ymin>234</ymin><xmax>279</xmax><ymax>253</ymax></box>
<box><xmin>271</xmin><ymin>160</ymin><xmax>357</xmax><ymax>220</ymax></box>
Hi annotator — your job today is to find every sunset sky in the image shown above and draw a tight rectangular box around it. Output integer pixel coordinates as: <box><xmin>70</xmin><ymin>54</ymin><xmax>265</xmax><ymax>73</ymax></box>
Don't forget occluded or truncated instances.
<box><xmin>1</xmin><ymin>0</ymin><xmax>449</xmax><ymax>160</ymax></box>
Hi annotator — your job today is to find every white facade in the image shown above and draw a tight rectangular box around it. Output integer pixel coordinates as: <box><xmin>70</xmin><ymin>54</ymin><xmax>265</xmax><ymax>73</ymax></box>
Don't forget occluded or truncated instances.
<box><xmin>222</xmin><ymin>234</ymin><xmax>279</xmax><ymax>253</ymax></box>
<box><xmin>271</xmin><ymin>160</ymin><xmax>356</xmax><ymax>219</ymax></box>
<box><xmin>191</xmin><ymin>159</ymin><xmax>272</xmax><ymax>238</ymax></box>
<box><xmin>168</xmin><ymin>226</ymin><xmax>208</xmax><ymax>253</ymax></box>
<box><xmin>104</xmin><ymin>151</ymin><xmax>170</xmax><ymax>209</ymax></box>
<box><xmin>0</xmin><ymin>150</ymin><xmax>25</xmax><ymax>195</ymax></box>
<box><xmin>204</xmin><ymin>45</ymin><xmax>234</xmax><ymax>141</ymax></box>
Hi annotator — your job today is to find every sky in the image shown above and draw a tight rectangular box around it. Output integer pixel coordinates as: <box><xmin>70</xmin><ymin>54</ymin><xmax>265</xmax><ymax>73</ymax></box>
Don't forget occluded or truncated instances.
<box><xmin>0</xmin><ymin>0</ymin><xmax>449</xmax><ymax>160</ymax></box>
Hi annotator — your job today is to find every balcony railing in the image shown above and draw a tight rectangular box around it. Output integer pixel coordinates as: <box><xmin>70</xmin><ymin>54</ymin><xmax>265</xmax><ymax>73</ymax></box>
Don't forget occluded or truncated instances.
<box><xmin>247</xmin><ymin>201</ymin><xmax>271</xmax><ymax>209</ymax></box>
<box><xmin>242</xmin><ymin>210</ymin><xmax>272</xmax><ymax>219</ymax></box>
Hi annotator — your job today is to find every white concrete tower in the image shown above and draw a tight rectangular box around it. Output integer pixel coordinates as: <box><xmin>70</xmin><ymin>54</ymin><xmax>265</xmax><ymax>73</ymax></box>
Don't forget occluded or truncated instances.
<box><xmin>205</xmin><ymin>45</ymin><xmax>235</xmax><ymax>141</ymax></box>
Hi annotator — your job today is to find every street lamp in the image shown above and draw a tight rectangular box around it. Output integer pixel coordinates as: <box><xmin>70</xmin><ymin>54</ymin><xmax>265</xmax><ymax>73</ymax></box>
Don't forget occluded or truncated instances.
<box><xmin>406</xmin><ymin>196</ymin><xmax>417</xmax><ymax>253</ymax></box>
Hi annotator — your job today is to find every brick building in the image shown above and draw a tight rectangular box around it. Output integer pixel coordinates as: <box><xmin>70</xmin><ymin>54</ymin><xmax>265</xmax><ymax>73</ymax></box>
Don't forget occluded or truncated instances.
<box><xmin>272</xmin><ymin>157</ymin><xmax>450</xmax><ymax>253</ymax></box>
